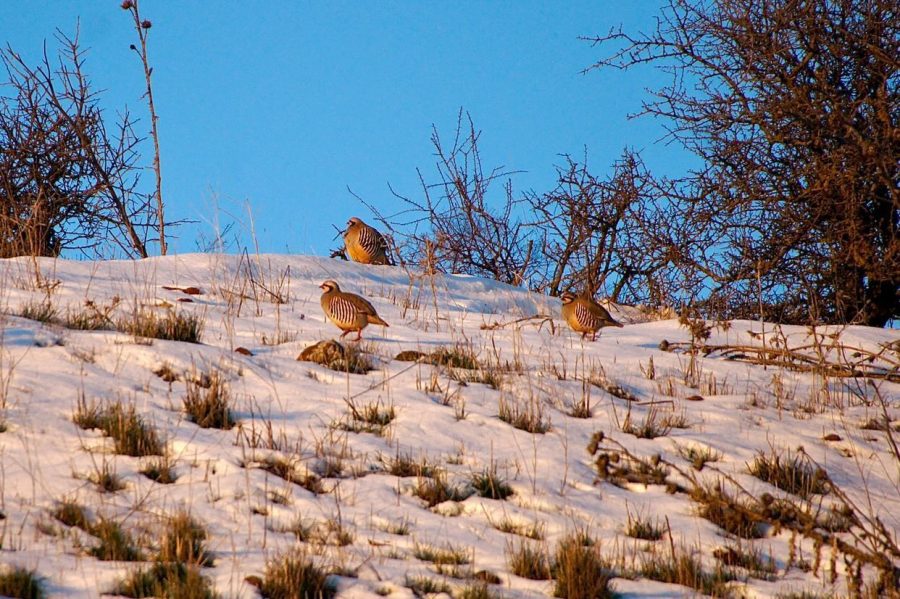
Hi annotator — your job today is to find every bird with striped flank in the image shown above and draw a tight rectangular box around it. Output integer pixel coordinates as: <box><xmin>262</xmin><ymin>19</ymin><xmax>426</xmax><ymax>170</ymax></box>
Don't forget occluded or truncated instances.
<box><xmin>344</xmin><ymin>217</ymin><xmax>390</xmax><ymax>265</ymax></box>
<box><xmin>319</xmin><ymin>280</ymin><xmax>389</xmax><ymax>340</ymax></box>
<box><xmin>560</xmin><ymin>292</ymin><xmax>623</xmax><ymax>341</ymax></box>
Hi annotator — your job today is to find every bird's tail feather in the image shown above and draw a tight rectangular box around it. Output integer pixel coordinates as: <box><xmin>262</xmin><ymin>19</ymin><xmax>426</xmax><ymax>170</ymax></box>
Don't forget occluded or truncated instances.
<box><xmin>368</xmin><ymin>315</ymin><xmax>389</xmax><ymax>327</ymax></box>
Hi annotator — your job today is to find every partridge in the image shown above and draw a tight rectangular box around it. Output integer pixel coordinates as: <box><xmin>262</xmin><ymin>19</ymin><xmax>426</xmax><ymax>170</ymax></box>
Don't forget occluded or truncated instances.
<box><xmin>560</xmin><ymin>292</ymin><xmax>623</xmax><ymax>341</ymax></box>
<box><xmin>344</xmin><ymin>217</ymin><xmax>390</xmax><ymax>265</ymax></box>
<box><xmin>319</xmin><ymin>280</ymin><xmax>389</xmax><ymax>340</ymax></box>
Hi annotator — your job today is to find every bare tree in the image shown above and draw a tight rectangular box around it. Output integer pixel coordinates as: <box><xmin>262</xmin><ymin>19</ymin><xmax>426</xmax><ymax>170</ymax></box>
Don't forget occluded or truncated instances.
<box><xmin>377</xmin><ymin>111</ymin><xmax>535</xmax><ymax>285</ymax></box>
<box><xmin>586</xmin><ymin>0</ymin><xmax>899</xmax><ymax>326</ymax></box>
<box><xmin>527</xmin><ymin>150</ymin><xmax>676</xmax><ymax>306</ymax></box>
<box><xmin>0</xmin><ymin>31</ymin><xmax>156</xmax><ymax>258</ymax></box>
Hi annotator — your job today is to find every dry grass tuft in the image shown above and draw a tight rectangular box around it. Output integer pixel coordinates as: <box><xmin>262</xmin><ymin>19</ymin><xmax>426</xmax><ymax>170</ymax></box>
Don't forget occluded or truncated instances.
<box><xmin>183</xmin><ymin>372</ymin><xmax>235</xmax><ymax>430</ymax></box>
<box><xmin>677</xmin><ymin>444</ymin><xmax>722</xmax><ymax>471</ymax></box>
<box><xmin>158</xmin><ymin>511</ymin><xmax>213</xmax><ymax>566</ymax></box>
<box><xmin>90</xmin><ymin>517</ymin><xmax>143</xmax><ymax>561</ymax></box>
<box><xmin>748</xmin><ymin>449</ymin><xmax>828</xmax><ymax>498</ymax></box>
<box><xmin>691</xmin><ymin>483</ymin><xmax>766</xmax><ymax>539</ymax></box>
<box><xmin>255</xmin><ymin>548</ymin><xmax>334</xmax><ymax>599</ymax></box>
<box><xmin>0</xmin><ymin>567</ymin><xmax>45</xmax><ymax>599</ymax></box>
<box><xmin>413</xmin><ymin>471</ymin><xmax>470</xmax><ymax>507</ymax></box>
<box><xmin>637</xmin><ymin>546</ymin><xmax>737</xmax><ymax>598</ymax></box>
<box><xmin>506</xmin><ymin>539</ymin><xmax>552</xmax><ymax>580</ymax></box>
<box><xmin>118</xmin><ymin>308</ymin><xmax>203</xmax><ymax>343</ymax></box>
<box><xmin>625</xmin><ymin>510</ymin><xmax>665</xmax><ymax>541</ymax></box>
<box><xmin>379</xmin><ymin>449</ymin><xmax>435</xmax><ymax>478</ymax></box>
<box><xmin>73</xmin><ymin>396</ymin><xmax>162</xmax><ymax>457</ymax></box>
<box><xmin>115</xmin><ymin>563</ymin><xmax>216</xmax><ymax>599</ymax></box>
<box><xmin>257</xmin><ymin>455</ymin><xmax>324</xmax><ymax>495</ymax></box>
<box><xmin>552</xmin><ymin>534</ymin><xmax>614</xmax><ymax>599</ymax></box>
<box><xmin>498</xmin><ymin>394</ymin><xmax>550</xmax><ymax>434</ymax></box>
<box><xmin>470</xmin><ymin>467</ymin><xmax>513</xmax><ymax>500</ymax></box>
<box><xmin>621</xmin><ymin>406</ymin><xmax>672</xmax><ymax>439</ymax></box>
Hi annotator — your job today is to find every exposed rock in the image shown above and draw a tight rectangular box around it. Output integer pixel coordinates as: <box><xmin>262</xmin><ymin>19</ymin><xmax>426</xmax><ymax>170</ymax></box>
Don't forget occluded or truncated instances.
<box><xmin>298</xmin><ymin>340</ymin><xmax>345</xmax><ymax>366</ymax></box>
<box><xmin>394</xmin><ymin>350</ymin><xmax>428</xmax><ymax>362</ymax></box>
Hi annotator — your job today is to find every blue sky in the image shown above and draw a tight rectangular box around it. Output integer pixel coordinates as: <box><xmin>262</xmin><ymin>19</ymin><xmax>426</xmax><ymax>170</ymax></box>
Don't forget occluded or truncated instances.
<box><xmin>1</xmin><ymin>2</ymin><xmax>688</xmax><ymax>257</ymax></box>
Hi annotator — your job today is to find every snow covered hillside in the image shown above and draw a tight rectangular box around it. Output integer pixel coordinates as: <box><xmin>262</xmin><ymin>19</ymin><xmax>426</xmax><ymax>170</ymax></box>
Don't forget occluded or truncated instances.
<box><xmin>0</xmin><ymin>254</ymin><xmax>897</xmax><ymax>598</ymax></box>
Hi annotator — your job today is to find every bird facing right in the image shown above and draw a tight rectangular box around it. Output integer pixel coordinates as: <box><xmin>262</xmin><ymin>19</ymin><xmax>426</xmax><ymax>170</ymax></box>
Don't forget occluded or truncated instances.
<box><xmin>344</xmin><ymin>217</ymin><xmax>389</xmax><ymax>265</ymax></box>
<box><xmin>560</xmin><ymin>292</ymin><xmax>623</xmax><ymax>341</ymax></box>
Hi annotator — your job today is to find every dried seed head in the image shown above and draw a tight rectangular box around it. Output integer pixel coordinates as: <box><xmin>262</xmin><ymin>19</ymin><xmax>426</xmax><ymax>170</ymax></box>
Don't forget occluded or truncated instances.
<box><xmin>141</xmin><ymin>19</ymin><xmax>152</xmax><ymax>29</ymax></box>
<box><xmin>121</xmin><ymin>0</ymin><xmax>134</xmax><ymax>9</ymax></box>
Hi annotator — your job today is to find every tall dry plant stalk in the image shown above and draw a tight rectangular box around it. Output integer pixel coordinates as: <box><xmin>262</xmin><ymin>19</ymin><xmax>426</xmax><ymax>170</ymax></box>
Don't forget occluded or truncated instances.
<box><xmin>122</xmin><ymin>0</ymin><xmax>167</xmax><ymax>255</ymax></box>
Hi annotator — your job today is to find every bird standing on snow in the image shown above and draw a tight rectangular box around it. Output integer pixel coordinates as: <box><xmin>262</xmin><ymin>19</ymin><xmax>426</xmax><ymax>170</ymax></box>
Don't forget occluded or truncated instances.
<box><xmin>344</xmin><ymin>217</ymin><xmax>390</xmax><ymax>265</ymax></box>
<box><xmin>560</xmin><ymin>292</ymin><xmax>623</xmax><ymax>341</ymax></box>
<box><xmin>319</xmin><ymin>280</ymin><xmax>389</xmax><ymax>340</ymax></box>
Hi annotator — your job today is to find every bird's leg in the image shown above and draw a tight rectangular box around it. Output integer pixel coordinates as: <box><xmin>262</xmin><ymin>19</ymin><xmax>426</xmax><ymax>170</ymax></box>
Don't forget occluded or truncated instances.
<box><xmin>355</xmin><ymin>330</ymin><xmax>363</xmax><ymax>341</ymax></box>
<box><xmin>340</xmin><ymin>330</ymin><xmax>349</xmax><ymax>339</ymax></box>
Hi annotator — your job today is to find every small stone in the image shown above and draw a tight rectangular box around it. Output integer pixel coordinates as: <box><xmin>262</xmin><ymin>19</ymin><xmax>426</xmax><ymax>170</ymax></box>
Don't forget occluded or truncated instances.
<box><xmin>822</xmin><ymin>433</ymin><xmax>842</xmax><ymax>441</ymax></box>
<box><xmin>234</xmin><ymin>347</ymin><xmax>253</xmax><ymax>356</ymax></box>
<box><xmin>298</xmin><ymin>340</ymin><xmax>345</xmax><ymax>366</ymax></box>
<box><xmin>684</xmin><ymin>395</ymin><xmax>704</xmax><ymax>401</ymax></box>
<box><xmin>244</xmin><ymin>575</ymin><xmax>263</xmax><ymax>588</ymax></box>
<box><xmin>395</xmin><ymin>350</ymin><xmax>427</xmax><ymax>362</ymax></box>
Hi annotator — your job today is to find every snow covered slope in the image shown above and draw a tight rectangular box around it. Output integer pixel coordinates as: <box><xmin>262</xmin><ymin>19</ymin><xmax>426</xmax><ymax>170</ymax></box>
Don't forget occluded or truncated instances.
<box><xmin>0</xmin><ymin>254</ymin><xmax>897</xmax><ymax>598</ymax></box>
